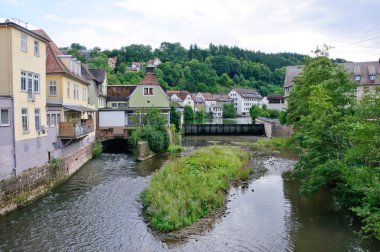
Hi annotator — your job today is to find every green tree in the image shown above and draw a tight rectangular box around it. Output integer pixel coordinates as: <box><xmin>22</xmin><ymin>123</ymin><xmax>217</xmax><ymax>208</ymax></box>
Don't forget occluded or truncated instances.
<box><xmin>184</xmin><ymin>105</ymin><xmax>194</xmax><ymax>122</ymax></box>
<box><xmin>249</xmin><ymin>105</ymin><xmax>261</xmax><ymax>121</ymax></box>
<box><xmin>170</xmin><ymin>106</ymin><xmax>181</xmax><ymax>131</ymax></box>
<box><xmin>223</xmin><ymin>103</ymin><xmax>237</xmax><ymax>118</ymax></box>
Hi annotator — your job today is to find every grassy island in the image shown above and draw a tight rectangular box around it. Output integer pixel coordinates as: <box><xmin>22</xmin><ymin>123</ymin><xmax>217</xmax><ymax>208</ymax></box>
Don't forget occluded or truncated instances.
<box><xmin>141</xmin><ymin>145</ymin><xmax>250</xmax><ymax>231</ymax></box>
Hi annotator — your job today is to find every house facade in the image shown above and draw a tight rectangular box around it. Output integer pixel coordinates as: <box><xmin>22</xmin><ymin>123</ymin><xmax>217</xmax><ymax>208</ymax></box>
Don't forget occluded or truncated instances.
<box><xmin>262</xmin><ymin>94</ymin><xmax>285</xmax><ymax>111</ymax></box>
<box><xmin>228</xmin><ymin>88</ymin><xmax>263</xmax><ymax>116</ymax></box>
<box><xmin>0</xmin><ymin>21</ymin><xmax>49</xmax><ymax>180</ymax></box>
<box><xmin>196</xmin><ymin>93</ymin><xmax>222</xmax><ymax>118</ymax></box>
<box><xmin>33</xmin><ymin>29</ymin><xmax>96</xmax><ymax>160</ymax></box>
<box><xmin>283</xmin><ymin>61</ymin><xmax>380</xmax><ymax>107</ymax></box>
<box><xmin>98</xmin><ymin>72</ymin><xmax>170</xmax><ymax>131</ymax></box>
<box><xmin>167</xmin><ymin>90</ymin><xmax>195</xmax><ymax>110</ymax></box>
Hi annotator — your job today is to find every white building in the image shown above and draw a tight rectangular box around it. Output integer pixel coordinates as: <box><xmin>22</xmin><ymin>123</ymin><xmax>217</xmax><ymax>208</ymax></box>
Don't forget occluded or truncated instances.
<box><xmin>262</xmin><ymin>95</ymin><xmax>285</xmax><ymax>111</ymax></box>
<box><xmin>167</xmin><ymin>90</ymin><xmax>195</xmax><ymax>110</ymax></box>
<box><xmin>196</xmin><ymin>93</ymin><xmax>222</xmax><ymax>118</ymax></box>
<box><xmin>228</xmin><ymin>88</ymin><xmax>263</xmax><ymax>116</ymax></box>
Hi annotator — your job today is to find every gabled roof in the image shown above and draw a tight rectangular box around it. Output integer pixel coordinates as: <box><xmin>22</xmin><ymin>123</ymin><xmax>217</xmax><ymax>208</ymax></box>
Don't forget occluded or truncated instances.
<box><xmin>32</xmin><ymin>29</ymin><xmax>90</xmax><ymax>85</ymax></box>
<box><xmin>190</xmin><ymin>93</ymin><xmax>204</xmax><ymax>103</ymax></box>
<box><xmin>198</xmin><ymin>92</ymin><xmax>216</xmax><ymax>101</ymax></box>
<box><xmin>140</xmin><ymin>72</ymin><xmax>159</xmax><ymax>85</ymax></box>
<box><xmin>267</xmin><ymin>94</ymin><xmax>284</xmax><ymax>101</ymax></box>
<box><xmin>89</xmin><ymin>69</ymin><xmax>106</xmax><ymax>83</ymax></box>
<box><xmin>0</xmin><ymin>21</ymin><xmax>49</xmax><ymax>43</ymax></box>
<box><xmin>214</xmin><ymin>94</ymin><xmax>233</xmax><ymax>102</ymax></box>
<box><xmin>107</xmin><ymin>85</ymin><xmax>137</xmax><ymax>102</ymax></box>
<box><xmin>233</xmin><ymin>88</ymin><xmax>262</xmax><ymax>99</ymax></box>
<box><xmin>283</xmin><ymin>65</ymin><xmax>303</xmax><ymax>88</ymax></box>
<box><xmin>167</xmin><ymin>90</ymin><xmax>191</xmax><ymax>101</ymax></box>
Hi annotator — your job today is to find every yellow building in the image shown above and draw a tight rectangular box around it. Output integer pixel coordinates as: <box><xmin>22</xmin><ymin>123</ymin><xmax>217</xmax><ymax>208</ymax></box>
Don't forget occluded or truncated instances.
<box><xmin>32</xmin><ymin>29</ymin><xmax>96</xmax><ymax>159</ymax></box>
<box><xmin>0</xmin><ymin>20</ymin><xmax>49</xmax><ymax>179</ymax></box>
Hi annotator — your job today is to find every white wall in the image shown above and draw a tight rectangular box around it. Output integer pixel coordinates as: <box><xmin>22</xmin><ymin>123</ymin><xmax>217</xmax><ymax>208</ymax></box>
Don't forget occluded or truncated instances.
<box><xmin>99</xmin><ymin>111</ymin><xmax>125</xmax><ymax>127</ymax></box>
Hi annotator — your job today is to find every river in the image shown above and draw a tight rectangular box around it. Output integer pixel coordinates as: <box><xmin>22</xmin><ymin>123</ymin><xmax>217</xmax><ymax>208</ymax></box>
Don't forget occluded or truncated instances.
<box><xmin>0</xmin><ymin>136</ymin><xmax>379</xmax><ymax>251</ymax></box>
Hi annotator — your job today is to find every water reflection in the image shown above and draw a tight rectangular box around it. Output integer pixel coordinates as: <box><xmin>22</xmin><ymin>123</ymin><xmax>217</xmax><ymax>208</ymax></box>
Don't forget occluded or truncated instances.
<box><xmin>0</xmin><ymin>136</ymin><xmax>379</xmax><ymax>252</ymax></box>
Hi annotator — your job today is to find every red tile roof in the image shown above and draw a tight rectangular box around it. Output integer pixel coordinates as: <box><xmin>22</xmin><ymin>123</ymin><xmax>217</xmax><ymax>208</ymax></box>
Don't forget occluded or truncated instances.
<box><xmin>198</xmin><ymin>92</ymin><xmax>216</xmax><ymax>101</ymax></box>
<box><xmin>140</xmin><ymin>72</ymin><xmax>159</xmax><ymax>85</ymax></box>
<box><xmin>32</xmin><ymin>29</ymin><xmax>90</xmax><ymax>85</ymax></box>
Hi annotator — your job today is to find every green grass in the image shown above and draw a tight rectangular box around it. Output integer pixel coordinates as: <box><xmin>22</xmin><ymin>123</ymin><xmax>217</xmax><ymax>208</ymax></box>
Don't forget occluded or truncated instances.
<box><xmin>251</xmin><ymin>137</ymin><xmax>295</xmax><ymax>151</ymax></box>
<box><xmin>167</xmin><ymin>145</ymin><xmax>185</xmax><ymax>153</ymax></box>
<box><xmin>141</xmin><ymin>145</ymin><xmax>250</xmax><ymax>231</ymax></box>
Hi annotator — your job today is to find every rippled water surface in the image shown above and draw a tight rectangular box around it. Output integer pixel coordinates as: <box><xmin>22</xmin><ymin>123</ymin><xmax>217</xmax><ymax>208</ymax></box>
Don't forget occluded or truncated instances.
<box><xmin>0</xmin><ymin>136</ymin><xmax>379</xmax><ymax>251</ymax></box>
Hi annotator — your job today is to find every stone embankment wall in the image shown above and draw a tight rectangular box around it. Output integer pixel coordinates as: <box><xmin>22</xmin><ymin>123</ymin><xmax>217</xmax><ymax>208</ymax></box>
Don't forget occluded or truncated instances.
<box><xmin>255</xmin><ymin>117</ymin><xmax>293</xmax><ymax>138</ymax></box>
<box><xmin>136</xmin><ymin>141</ymin><xmax>156</xmax><ymax>161</ymax></box>
<box><xmin>0</xmin><ymin>144</ymin><xmax>93</xmax><ymax>216</ymax></box>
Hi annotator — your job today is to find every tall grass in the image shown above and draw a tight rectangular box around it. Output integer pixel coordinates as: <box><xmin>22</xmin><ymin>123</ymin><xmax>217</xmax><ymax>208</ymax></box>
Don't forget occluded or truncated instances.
<box><xmin>141</xmin><ymin>145</ymin><xmax>250</xmax><ymax>231</ymax></box>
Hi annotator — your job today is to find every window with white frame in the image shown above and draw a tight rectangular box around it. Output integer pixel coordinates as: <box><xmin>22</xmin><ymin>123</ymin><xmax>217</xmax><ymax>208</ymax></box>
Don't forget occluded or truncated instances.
<box><xmin>0</xmin><ymin>108</ymin><xmax>10</xmax><ymax>126</ymax></box>
<box><xmin>369</xmin><ymin>75</ymin><xmax>376</xmax><ymax>81</ymax></box>
<box><xmin>21</xmin><ymin>34</ymin><xmax>27</xmax><ymax>52</ymax></box>
<box><xmin>67</xmin><ymin>81</ymin><xmax>70</xmax><ymax>98</ymax></box>
<box><xmin>49</xmin><ymin>80</ymin><xmax>57</xmax><ymax>96</ymax></box>
<box><xmin>33</xmin><ymin>74</ymin><xmax>40</xmax><ymax>93</ymax></box>
<box><xmin>34</xmin><ymin>108</ymin><xmax>40</xmax><ymax>131</ymax></box>
<box><xmin>143</xmin><ymin>87</ymin><xmax>153</xmax><ymax>95</ymax></box>
<box><xmin>21</xmin><ymin>108</ymin><xmax>29</xmax><ymax>133</ymax></box>
<box><xmin>27</xmin><ymin>73</ymin><xmax>33</xmax><ymax>100</ymax></box>
<box><xmin>21</xmin><ymin>71</ymin><xmax>27</xmax><ymax>91</ymax></box>
<box><xmin>74</xmin><ymin>84</ymin><xmax>79</xmax><ymax>99</ymax></box>
<box><xmin>34</xmin><ymin>40</ymin><xmax>39</xmax><ymax>56</ymax></box>
<box><xmin>355</xmin><ymin>75</ymin><xmax>361</xmax><ymax>81</ymax></box>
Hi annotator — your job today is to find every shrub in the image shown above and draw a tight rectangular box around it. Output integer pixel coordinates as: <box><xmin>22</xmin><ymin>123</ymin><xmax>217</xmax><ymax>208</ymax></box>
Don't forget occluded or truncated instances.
<box><xmin>92</xmin><ymin>139</ymin><xmax>103</xmax><ymax>158</ymax></box>
<box><xmin>184</xmin><ymin>105</ymin><xmax>194</xmax><ymax>121</ymax></box>
<box><xmin>141</xmin><ymin>145</ymin><xmax>250</xmax><ymax>231</ymax></box>
<box><xmin>170</xmin><ymin>106</ymin><xmax>181</xmax><ymax>131</ymax></box>
<box><xmin>223</xmin><ymin>103</ymin><xmax>237</xmax><ymax>118</ymax></box>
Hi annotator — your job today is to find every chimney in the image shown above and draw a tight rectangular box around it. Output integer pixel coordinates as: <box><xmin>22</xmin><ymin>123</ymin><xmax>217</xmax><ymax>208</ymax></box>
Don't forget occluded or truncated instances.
<box><xmin>78</xmin><ymin>61</ymin><xmax>81</xmax><ymax>76</ymax></box>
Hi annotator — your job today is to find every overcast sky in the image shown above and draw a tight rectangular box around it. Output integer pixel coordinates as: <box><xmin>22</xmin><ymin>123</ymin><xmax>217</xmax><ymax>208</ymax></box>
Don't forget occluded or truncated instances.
<box><xmin>1</xmin><ymin>0</ymin><xmax>380</xmax><ymax>62</ymax></box>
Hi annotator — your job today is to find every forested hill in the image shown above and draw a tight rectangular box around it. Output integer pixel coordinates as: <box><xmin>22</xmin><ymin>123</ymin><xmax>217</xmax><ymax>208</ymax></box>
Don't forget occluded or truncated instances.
<box><xmin>62</xmin><ymin>42</ymin><xmax>307</xmax><ymax>96</ymax></box>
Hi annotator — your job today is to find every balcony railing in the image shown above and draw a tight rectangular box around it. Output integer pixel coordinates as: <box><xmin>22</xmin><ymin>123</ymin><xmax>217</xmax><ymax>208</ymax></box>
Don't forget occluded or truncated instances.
<box><xmin>58</xmin><ymin>119</ymin><xmax>94</xmax><ymax>139</ymax></box>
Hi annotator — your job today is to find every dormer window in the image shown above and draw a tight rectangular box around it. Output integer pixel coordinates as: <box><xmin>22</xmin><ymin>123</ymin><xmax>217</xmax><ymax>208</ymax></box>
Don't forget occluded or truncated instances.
<box><xmin>369</xmin><ymin>75</ymin><xmax>376</xmax><ymax>81</ymax></box>
<box><xmin>144</xmin><ymin>87</ymin><xmax>153</xmax><ymax>95</ymax></box>
<box><xmin>355</xmin><ymin>75</ymin><xmax>361</xmax><ymax>81</ymax></box>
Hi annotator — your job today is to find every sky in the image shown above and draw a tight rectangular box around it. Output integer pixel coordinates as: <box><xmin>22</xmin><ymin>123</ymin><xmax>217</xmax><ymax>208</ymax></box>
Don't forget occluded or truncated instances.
<box><xmin>1</xmin><ymin>0</ymin><xmax>380</xmax><ymax>62</ymax></box>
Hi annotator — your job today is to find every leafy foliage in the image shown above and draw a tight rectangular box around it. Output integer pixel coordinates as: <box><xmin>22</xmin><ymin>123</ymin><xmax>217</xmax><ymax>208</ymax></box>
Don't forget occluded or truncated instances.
<box><xmin>184</xmin><ymin>105</ymin><xmax>195</xmax><ymax>121</ymax></box>
<box><xmin>170</xmin><ymin>106</ymin><xmax>181</xmax><ymax>131</ymax></box>
<box><xmin>287</xmin><ymin>53</ymin><xmax>379</xmax><ymax>239</ymax></box>
<box><xmin>222</xmin><ymin>103</ymin><xmax>237</xmax><ymax>118</ymax></box>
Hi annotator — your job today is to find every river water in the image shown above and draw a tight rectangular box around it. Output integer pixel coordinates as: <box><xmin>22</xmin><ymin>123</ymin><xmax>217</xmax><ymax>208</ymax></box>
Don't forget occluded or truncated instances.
<box><xmin>0</xmin><ymin>136</ymin><xmax>379</xmax><ymax>252</ymax></box>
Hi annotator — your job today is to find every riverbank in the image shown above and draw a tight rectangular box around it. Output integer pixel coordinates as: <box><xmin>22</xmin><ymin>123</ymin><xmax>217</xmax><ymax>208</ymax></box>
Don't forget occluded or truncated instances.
<box><xmin>141</xmin><ymin>145</ymin><xmax>251</xmax><ymax>232</ymax></box>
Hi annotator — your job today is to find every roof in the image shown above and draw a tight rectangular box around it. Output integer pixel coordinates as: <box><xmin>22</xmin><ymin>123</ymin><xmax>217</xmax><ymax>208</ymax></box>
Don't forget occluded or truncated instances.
<box><xmin>214</xmin><ymin>94</ymin><xmax>233</xmax><ymax>102</ymax></box>
<box><xmin>107</xmin><ymin>85</ymin><xmax>137</xmax><ymax>100</ymax></box>
<box><xmin>81</xmin><ymin>64</ymin><xmax>96</xmax><ymax>81</ymax></box>
<box><xmin>89</xmin><ymin>69</ymin><xmax>106</xmax><ymax>83</ymax></box>
<box><xmin>63</xmin><ymin>104</ymin><xmax>96</xmax><ymax>112</ymax></box>
<box><xmin>233</xmin><ymin>88</ymin><xmax>262</xmax><ymax>99</ymax></box>
<box><xmin>167</xmin><ymin>90</ymin><xmax>191</xmax><ymax>101</ymax></box>
<box><xmin>140</xmin><ymin>72</ymin><xmax>159</xmax><ymax>85</ymax></box>
<box><xmin>283</xmin><ymin>66</ymin><xmax>303</xmax><ymax>88</ymax></box>
<box><xmin>267</xmin><ymin>94</ymin><xmax>284</xmax><ymax>101</ymax></box>
<box><xmin>32</xmin><ymin>29</ymin><xmax>90</xmax><ymax>85</ymax></box>
<box><xmin>198</xmin><ymin>92</ymin><xmax>216</xmax><ymax>101</ymax></box>
<box><xmin>0</xmin><ymin>21</ymin><xmax>49</xmax><ymax>43</ymax></box>
<box><xmin>190</xmin><ymin>94</ymin><xmax>204</xmax><ymax>103</ymax></box>
<box><xmin>283</xmin><ymin>61</ymin><xmax>380</xmax><ymax>88</ymax></box>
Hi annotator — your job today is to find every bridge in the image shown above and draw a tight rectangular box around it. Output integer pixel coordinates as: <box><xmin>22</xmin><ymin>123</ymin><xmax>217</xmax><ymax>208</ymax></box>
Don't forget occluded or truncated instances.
<box><xmin>184</xmin><ymin>124</ymin><xmax>265</xmax><ymax>136</ymax></box>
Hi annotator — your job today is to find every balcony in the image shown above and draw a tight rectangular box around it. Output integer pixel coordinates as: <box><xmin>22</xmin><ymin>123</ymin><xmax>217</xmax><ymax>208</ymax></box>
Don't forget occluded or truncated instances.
<box><xmin>58</xmin><ymin>119</ymin><xmax>94</xmax><ymax>139</ymax></box>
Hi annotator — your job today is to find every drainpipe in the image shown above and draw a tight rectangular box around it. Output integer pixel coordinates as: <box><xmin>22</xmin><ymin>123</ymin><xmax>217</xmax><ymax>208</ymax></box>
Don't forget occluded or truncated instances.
<box><xmin>8</xmin><ymin>24</ymin><xmax>17</xmax><ymax>176</ymax></box>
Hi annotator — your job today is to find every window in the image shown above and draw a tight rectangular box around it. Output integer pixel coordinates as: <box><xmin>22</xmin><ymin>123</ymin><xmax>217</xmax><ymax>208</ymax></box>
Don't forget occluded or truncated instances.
<box><xmin>51</xmin><ymin>114</ymin><xmax>56</xmax><ymax>127</ymax></box>
<box><xmin>73</xmin><ymin>84</ymin><xmax>79</xmax><ymax>99</ymax></box>
<box><xmin>82</xmin><ymin>87</ymin><xmax>87</xmax><ymax>100</ymax></box>
<box><xmin>21</xmin><ymin>108</ymin><xmax>29</xmax><ymax>133</ymax></box>
<box><xmin>33</xmin><ymin>74</ymin><xmax>40</xmax><ymax>93</ymax></box>
<box><xmin>49</xmin><ymin>80</ymin><xmax>57</xmax><ymax>96</ymax></box>
<box><xmin>112</xmin><ymin>103</ymin><xmax>117</xmax><ymax>108</ymax></box>
<box><xmin>27</xmin><ymin>73</ymin><xmax>33</xmax><ymax>100</ymax></box>
<box><xmin>144</xmin><ymin>87</ymin><xmax>153</xmax><ymax>95</ymax></box>
<box><xmin>355</xmin><ymin>75</ymin><xmax>361</xmax><ymax>81</ymax></box>
<box><xmin>369</xmin><ymin>75</ymin><xmax>376</xmax><ymax>81</ymax></box>
<box><xmin>0</xmin><ymin>108</ymin><xmax>10</xmax><ymax>126</ymax></box>
<box><xmin>34</xmin><ymin>108</ymin><xmax>40</xmax><ymax>131</ymax></box>
<box><xmin>67</xmin><ymin>81</ymin><xmax>70</xmax><ymax>98</ymax></box>
<box><xmin>34</xmin><ymin>40</ymin><xmax>39</xmax><ymax>56</ymax></box>
<box><xmin>21</xmin><ymin>71</ymin><xmax>27</xmax><ymax>91</ymax></box>
<box><xmin>21</xmin><ymin>34</ymin><xmax>27</xmax><ymax>52</ymax></box>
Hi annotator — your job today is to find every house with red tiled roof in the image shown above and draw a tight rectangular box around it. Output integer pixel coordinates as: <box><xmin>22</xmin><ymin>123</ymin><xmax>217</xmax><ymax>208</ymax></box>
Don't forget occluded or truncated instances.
<box><xmin>167</xmin><ymin>90</ymin><xmax>194</xmax><ymax>110</ymax></box>
<box><xmin>128</xmin><ymin>62</ymin><xmax>142</xmax><ymax>71</ymax></box>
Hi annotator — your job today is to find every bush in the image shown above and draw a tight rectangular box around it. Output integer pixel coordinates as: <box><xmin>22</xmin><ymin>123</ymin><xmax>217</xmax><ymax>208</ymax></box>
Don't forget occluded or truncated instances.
<box><xmin>223</xmin><ymin>103</ymin><xmax>237</xmax><ymax>118</ymax></box>
<box><xmin>170</xmin><ymin>106</ymin><xmax>181</xmax><ymax>131</ymax></box>
<box><xmin>141</xmin><ymin>145</ymin><xmax>250</xmax><ymax>231</ymax></box>
<box><xmin>92</xmin><ymin>139</ymin><xmax>103</xmax><ymax>158</ymax></box>
<box><xmin>184</xmin><ymin>105</ymin><xmax>194</xmax><ymax>121</ymax></box>
<box><xmin>167</xmin><ymin>145</ymin><xmax>185</xmax><ymax>153</ymax></box>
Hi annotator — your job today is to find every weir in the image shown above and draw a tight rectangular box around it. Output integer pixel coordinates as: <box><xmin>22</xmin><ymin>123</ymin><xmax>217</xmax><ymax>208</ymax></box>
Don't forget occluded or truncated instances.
<box><xmin>184</xmin><ymin>124</ymin><xmax>265</xmax><ymax>136</ymax></box>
